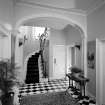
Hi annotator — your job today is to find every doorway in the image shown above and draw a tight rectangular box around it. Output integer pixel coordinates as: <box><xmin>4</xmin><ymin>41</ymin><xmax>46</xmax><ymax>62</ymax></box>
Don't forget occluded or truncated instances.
<box><xmin>66</xmin><ymin>44</ymin><xmax>82</xmax><ymax>73</ymax></box>
<box><xmin>53</xmin><ymin>45</ymin><xmax>66</xmax><ymax>79</ymax></box>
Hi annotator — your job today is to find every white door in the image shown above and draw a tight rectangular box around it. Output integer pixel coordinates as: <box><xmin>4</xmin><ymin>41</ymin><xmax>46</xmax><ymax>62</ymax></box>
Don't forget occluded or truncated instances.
<box><xmin>53</xmin><ymin>45</ymin><xmax>66</xmax><ymax>79</ymax></box>
<box><xmin>96</xmin><ymin>39</ymin><xmax>105</xmax><ymax>105</ymax></box>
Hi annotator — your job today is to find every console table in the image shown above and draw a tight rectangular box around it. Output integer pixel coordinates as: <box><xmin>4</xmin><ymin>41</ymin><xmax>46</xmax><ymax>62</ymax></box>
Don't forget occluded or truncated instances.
<box><xmin>66</xmin><ymin>73</ymin><xmax>89</xmax><ymax>97</ymax></box>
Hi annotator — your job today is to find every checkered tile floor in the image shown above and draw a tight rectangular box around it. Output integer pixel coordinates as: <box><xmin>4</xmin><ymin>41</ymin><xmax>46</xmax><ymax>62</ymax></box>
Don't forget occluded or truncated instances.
<box><xmin>19</xmin><ymin>79</ymin><xmax>68</xmax><ymax>96</ymax></box>
<box><xmin>18</xmin><ymin>79</ymin><xmax>96</xmax><ymax>105</ymax></box>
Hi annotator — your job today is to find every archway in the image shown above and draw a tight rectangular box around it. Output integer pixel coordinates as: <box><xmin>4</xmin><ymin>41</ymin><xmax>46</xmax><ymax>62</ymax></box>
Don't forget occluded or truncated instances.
<box><xmin>15</xmin><ymin>14</ymin><xmax>87</xmax><ymax>82</ymax></box>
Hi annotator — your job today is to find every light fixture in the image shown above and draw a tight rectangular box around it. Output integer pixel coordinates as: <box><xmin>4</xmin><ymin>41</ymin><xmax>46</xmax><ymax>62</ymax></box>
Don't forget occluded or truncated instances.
<box><xmin>18</xmin><ymin>26</ymin><xmax>28</xmax><ymax>38</ymax></box>
<box><xmin>75</xmin><ymin>42</ymin><xmax>81</xmax><ymax>50</ymax></box>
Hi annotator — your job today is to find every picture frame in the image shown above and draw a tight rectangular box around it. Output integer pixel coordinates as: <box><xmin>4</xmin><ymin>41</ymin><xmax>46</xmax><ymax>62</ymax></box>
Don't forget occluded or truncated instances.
<box><xmin>87</xmin><ymin>41</ymin><xmax>96</xmax><ymax>69</ymax></box>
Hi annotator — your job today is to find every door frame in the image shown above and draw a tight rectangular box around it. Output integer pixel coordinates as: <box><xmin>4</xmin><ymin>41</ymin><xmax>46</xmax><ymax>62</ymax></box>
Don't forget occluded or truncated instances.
<box><xmin>96</xmin><ymin>38</ymin><xmax>105</xmax><ymax>105</ymax></box>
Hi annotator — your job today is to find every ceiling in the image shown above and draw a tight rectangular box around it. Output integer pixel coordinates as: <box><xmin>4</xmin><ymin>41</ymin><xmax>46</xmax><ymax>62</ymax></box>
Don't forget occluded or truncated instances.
<box><xmin>16</xmin><ymin>0</ymin><xmax>103</xmax><ymax>12</ymax></box>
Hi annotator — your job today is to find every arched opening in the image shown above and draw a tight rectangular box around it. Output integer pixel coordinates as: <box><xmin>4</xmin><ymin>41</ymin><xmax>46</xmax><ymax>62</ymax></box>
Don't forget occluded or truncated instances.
<box><xmin>15</xmin><ymin>15</ymin><xmax>87</xmax><ymax>84</ymax></box>
<box><xmin>25</xmin><ymin>51</ymin><xmax>40</xmax><ymax>83</ymax></box>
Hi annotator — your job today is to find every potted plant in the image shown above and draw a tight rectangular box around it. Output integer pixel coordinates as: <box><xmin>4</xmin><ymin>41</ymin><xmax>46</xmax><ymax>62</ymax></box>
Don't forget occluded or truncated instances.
<box><xmin>0</xmin><ymin>59</ymin><xmax>19</xmax><ymax>105</ymax></box>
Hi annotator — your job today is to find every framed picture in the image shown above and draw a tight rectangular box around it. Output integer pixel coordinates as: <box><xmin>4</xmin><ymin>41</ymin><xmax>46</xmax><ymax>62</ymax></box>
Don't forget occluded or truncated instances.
<box><xmin>87</xmin><ymin>41</ymin><xmax>96</xmax><ymax>69</ymax></box>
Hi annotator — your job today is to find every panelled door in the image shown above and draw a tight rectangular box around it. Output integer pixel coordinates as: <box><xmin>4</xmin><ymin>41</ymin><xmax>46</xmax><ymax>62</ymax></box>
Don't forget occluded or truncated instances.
<box><xmin>53</xmin><ymin>45</ymin><xmax>66</xmax><ymax>79</ymax></box>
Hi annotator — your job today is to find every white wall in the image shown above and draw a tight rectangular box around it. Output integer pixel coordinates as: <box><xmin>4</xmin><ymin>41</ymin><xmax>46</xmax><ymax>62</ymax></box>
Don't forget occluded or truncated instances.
<box><xmin>0</xmin><ymin>0</ymin><xmax>13</xmax><ymax>27</ymax></box>
<box><xmin>0</xmin><ymin>0</ymin><xmax>13</xmax><ymax>60</ymax></box>
<box><xmin>87</xmin><ymin>4</ymin><xmax>105</xmax><ymax>41</ymax></box>
<box><xmin>64</xmin><ymin>25</ymin><xmax>82</xmax><ymax>45</ymax></box>
<box><xmin>87</xmin><ymin>3</ymin><xmax>105</xmax><ymax>97</ymax></box>
<box><xmin>15</xmin><ymin>35</ymin><xmax>24</xmax><ymax>83</ymax></box>
<box><xmin>0</xmin><ymin>35</ymin><xmax>11</xmax><ymax>60</ymax></box>
<box><xmin>2</xmin><ymin>36</ymin><xmax>11</xmax><ymax>59</ymax></box>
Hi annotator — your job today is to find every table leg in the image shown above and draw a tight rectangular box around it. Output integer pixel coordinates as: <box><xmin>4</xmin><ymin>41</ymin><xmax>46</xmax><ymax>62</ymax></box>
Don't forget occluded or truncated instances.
<box><xmin>72</xmin><ymin>80</ymin><xmax>73</xmax><ymax>87</ymax></box>
<box><xmin>83</xmin><ymin>82</ymin><xmax>86</xmax><ymax>96</ymax></box>
<box><xmin>80</xmin><ymin>83</ymin><xmax>82</xmax><ymax>96</ymax></box>
<box><xmin>68</xmin><ymin>78</ymin><xmax>70</xmax><ymax>88</ymax></box>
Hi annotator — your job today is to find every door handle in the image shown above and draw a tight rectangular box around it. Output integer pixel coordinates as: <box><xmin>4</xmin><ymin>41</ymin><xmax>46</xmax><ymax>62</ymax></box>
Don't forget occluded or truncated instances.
<box><xmin>54</xmin><ymin>58</ymin><xmax>56</xmax><ymax>64</ymax></box>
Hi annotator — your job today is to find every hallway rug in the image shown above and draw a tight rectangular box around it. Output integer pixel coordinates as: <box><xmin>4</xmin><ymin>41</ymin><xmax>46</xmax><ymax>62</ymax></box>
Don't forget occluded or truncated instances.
<box><xmin>20</xmin><ymin>91</ymin><xmax>79</xmax><ymax>105</ymax></box>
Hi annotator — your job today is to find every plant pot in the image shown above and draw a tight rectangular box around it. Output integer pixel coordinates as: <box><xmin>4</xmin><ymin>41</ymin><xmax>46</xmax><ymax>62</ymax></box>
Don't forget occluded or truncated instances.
<box><xmin>1</xmin><ymin>92</ymin><xmax>14</xmax><ymax>105</ymax></box>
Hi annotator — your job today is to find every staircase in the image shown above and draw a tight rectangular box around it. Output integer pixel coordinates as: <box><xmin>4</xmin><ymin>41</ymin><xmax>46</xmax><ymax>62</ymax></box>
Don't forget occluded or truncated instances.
<box><xmin>25</xmin><ymin>52</ymin><xmax>40</xmax><ymax>84</ymax></box>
